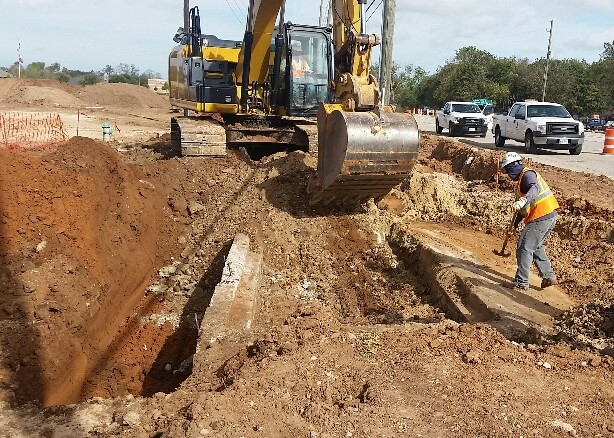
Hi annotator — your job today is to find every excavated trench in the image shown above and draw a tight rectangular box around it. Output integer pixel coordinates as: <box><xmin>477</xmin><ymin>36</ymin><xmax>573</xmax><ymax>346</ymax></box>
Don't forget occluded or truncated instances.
<box><xmin>2</xmin><ymin>132</ymin><xmax>610</xmax><ymax>410</ymax></box>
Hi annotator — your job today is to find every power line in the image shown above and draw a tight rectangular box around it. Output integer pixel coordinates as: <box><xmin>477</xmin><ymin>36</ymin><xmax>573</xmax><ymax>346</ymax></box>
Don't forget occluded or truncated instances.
<box><xmin>231</xmin><ymin>0</ymin><xmax>247</xmax><ymax>15</ymax></box>
<box><xmin>366</xmin><ymin>0</ymin><xmax>384</xmax><ymax>22</ymax></box>
<box><xmin>365</xmin><ymin>0</ymin><xmax>378</xmax><ymax>14</ymax></box>
<box><xmin>224</xmin><ymin>0</ymin><xmax>244</xmax><ymax>25</ymax></box>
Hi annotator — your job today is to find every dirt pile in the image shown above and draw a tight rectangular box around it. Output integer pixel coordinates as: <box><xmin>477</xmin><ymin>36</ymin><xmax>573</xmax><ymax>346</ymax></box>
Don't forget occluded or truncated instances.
<box><xmin>0</xmin><ymin>85</ymin><xmax>613</xmax><ymax>436</ymax></box>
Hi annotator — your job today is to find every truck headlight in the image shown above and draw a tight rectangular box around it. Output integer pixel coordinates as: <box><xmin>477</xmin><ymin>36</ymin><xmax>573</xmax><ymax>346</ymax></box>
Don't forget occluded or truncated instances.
<box><xmin>451</xmin><ymin>117</ymin><xmax>459</xmax><ymax>123</ymax></box>
<box><xmin>578</xmin><ymin>124</ymin><xmax>585</xmax><ymax>134</ymax></box>
<box><xmin>537</xmin><ymin>124</ymin><xmax>546</xmax><ymax>133</ymax></box>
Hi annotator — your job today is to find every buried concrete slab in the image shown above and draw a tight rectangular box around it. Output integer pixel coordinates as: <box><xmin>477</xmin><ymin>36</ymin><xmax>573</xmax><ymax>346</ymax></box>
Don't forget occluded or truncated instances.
<box><xmin>390</xmin><ymin>222</ymin><xmax>575</xmax><ymax>339</ymax></box>
<box><xmin>193</xmin><ymin>234</ymin><xmax>262</xmax><ymax>371</ymax></box>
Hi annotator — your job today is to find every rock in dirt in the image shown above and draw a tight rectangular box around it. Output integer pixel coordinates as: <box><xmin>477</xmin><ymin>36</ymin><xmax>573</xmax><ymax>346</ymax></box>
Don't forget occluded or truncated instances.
<box><xmin>122</xmin><ymin>411</ymin><xmax>141</xmax><ymax>427</ymax></box>
<box><xmin>463</xmin><ymin>349</ymin><xmax>482</xmax><ymax>364</ymax></box>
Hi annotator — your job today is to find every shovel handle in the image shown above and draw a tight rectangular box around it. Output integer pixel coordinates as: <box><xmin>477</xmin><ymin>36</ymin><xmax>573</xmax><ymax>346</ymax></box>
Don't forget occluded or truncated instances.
<box><xmin>495</xmin><ymin>214</ymin><xmax>516</xmax><ymax>255</ymax></box>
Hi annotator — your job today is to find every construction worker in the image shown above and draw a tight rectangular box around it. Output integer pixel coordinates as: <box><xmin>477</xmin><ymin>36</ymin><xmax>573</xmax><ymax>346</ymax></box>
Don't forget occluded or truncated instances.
<box><xmin>500</xmin><ymin>151</ymin><xmax>559</xmax><ymax>290</ymax></box>
<box><xmin>291</xmin><ymin>41</ymin><xmax>311</xmax><ymax>81</ymax></box>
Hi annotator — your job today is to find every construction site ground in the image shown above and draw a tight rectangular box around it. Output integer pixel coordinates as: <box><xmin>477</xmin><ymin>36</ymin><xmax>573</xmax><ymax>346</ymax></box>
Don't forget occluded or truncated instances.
<box><xmin>0</xmin><ymin>79</ymin><xmax>613</xmax><ymax>437</ymax></box>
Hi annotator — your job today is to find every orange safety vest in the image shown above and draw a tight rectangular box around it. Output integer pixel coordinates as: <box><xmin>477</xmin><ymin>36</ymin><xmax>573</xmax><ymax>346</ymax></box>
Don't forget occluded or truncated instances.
<box><xmin>292</xmin><ymin>58</ymin><xmax>309</xmax><ymax>78</ymax></box>
<box><xmin>516</xmin><ymin>167</ymin><xmax>559</xmax><ymax>223</ymax></box>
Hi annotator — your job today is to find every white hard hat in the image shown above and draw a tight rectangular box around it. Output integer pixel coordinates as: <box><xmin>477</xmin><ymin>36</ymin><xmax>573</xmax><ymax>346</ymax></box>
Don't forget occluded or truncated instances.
<box><xmin>291</xmin><ymin>40</ymin><xmax>302</xmax><ymax>52</ymax></box>
<box><xmin>500</xmin><ymin>151</ymin><xmax>522</xmax><ymax>169</ymax></box>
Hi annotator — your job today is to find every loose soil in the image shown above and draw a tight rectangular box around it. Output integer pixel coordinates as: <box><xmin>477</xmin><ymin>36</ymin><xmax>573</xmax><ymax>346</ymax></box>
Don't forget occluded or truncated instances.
<box><xmin>0</xmin><ymin>80</ymin><xmax>613</xmax><ymax>437</ymax></box>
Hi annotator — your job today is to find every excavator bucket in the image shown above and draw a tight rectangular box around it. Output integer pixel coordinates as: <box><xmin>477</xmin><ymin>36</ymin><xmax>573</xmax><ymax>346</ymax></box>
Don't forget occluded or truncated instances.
<box><xmin>310</xmin><ymin>104</ymin><xmax>420</xmax><ymax>204</ymax></box>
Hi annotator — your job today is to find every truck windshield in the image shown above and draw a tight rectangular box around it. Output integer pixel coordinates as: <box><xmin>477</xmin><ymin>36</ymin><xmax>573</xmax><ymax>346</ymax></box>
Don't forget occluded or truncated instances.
<box><xmin>527</xmin><ymin>105</ymin><xmax>572</xmax><ymax>118</ymax></box>
<box><xmin>451</xmin><ymin>104</ymin><xmax>481</xmax><ymax>113</ymax></box>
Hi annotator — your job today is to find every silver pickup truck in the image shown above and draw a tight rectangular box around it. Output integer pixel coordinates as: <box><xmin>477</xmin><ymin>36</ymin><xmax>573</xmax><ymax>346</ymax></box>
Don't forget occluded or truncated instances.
<box><xmin>492</xmin><ymin>101</ymin><xmax>585</xmax><ymax>155</ymax></box>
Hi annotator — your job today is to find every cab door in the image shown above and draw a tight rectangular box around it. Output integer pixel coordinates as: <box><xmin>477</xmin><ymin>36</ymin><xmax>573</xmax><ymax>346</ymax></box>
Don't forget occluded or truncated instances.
<box><xmin>283</xmin><ymin>24</ymin><xmax>333</xmax><ymax>116</ymax></box>
<box><xmin>502</xmin><ymin>104</ymin><xmax>518</xmax><ymax>138</ymax></box>
<box><xmin>512</xmin><ymin>104</ymin><xmax>527</xmax><ymax>141</ymax></box>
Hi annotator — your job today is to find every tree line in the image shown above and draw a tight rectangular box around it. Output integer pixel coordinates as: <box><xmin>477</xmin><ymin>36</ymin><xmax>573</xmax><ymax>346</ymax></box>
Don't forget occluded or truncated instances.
<box><xmin>4</xmin><ymin>40</ymin><xmax>613</xmax><ymax>118</ymax></box>
<box><xmin>384</xmin><ymin>41</ymin><xmax>614</xmax><ymax>118</ymax></box>
<box><xmin>2</xmin><ymin>62</ymin><xmax>162</xmax><ymax>88</ymax></box>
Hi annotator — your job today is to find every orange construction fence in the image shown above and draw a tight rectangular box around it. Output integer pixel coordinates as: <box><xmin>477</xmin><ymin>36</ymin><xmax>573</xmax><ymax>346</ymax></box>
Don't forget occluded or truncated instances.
<box><xmin>0</xmin><ymin>112</ymin><xmax>69</xmax><ymax>151</ymax></box>
<box><xmin>603</xmin><ymin>127</ymin><xmax>614</xmax><ymax>154</ymax></box>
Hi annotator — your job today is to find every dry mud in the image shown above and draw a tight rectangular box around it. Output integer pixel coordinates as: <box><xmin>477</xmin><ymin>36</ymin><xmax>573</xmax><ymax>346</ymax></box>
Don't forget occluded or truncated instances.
<box><xmin>0</xmin><ymin>80</ymin><xmax>613</xmax><ymax>437</ymax></box>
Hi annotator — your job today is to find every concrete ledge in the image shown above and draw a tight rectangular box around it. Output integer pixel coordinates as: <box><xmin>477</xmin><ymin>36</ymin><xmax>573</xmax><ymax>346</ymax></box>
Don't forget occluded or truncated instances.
<box><xmin>390</xmin><ymin>223</ymin><xmax>575</xmax><ymax>340</ymax></box>
<box><xmin>194</xmin><ymin>234</ymin><xmax>261</xmax><ymax>358</ymax></box>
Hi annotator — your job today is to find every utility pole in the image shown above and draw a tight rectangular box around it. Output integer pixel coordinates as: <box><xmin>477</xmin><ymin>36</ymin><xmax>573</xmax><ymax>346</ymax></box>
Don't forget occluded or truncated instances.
<box><xmin>183</xmin><ymin>0</ymin><xmax>190</xmax><ymax>117</ymax></box>
<box><xmin>542</xmin><ymin>20</ymin><xmax>553</xmax><ymax>102</ymax></box>
<box><xmin>319</xmin><ymin>0</ymin><xmax>325</xmax><ymax>26</ymax></box>
<box><xmin>17</xmin><ymin>42</ymin><xmax>22</xmax><ymax>78</ymax></box>
<box><xmin>379</xmin><ymin>0</ymin><xmax>395</xmax><ymax>106</ymax></box>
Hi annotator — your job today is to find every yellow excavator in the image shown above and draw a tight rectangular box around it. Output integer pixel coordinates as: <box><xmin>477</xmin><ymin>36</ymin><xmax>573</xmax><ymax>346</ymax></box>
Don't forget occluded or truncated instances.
<box><xmin>168</xmin><ymin>0</ymin><xmax>419</xmax><ymax>204</ymax></box>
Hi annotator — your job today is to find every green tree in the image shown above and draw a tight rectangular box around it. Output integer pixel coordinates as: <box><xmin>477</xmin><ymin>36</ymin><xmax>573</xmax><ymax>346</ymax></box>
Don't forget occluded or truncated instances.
<box><xmin>79</xmin><ymin>72</ymin><xmax>102</xmax><ymax>85</ymax></box>
<box><xmin>388</xmin><ymin>64</ymin><xmax>427</xmax><ymax>110</ymax></box>
<box><xmin>601</xmin><ymin>41</ymin><xmax>614</xmax><ymax>60</ymax></box>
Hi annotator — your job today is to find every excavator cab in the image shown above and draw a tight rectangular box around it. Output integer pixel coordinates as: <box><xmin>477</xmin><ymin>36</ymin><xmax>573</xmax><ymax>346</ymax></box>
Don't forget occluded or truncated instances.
<box><xmin>279</xmin><ymin>24</ymin><xmax>333</xmax><ymax>117</ymax></box>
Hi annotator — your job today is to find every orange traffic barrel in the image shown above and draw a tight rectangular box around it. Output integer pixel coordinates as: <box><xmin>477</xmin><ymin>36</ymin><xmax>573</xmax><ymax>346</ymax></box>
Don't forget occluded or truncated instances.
<box><xmin>603</xmin><ymin>127</ymin><xmax>614</xmax><ymax>154</ymax></box>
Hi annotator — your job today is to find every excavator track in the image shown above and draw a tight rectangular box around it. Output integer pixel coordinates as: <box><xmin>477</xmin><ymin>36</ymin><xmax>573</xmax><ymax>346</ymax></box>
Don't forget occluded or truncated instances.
<box><xmin>311</xmin><ymin>106</ymin><xmax>419</xmax><ymax>204</ymax></box>
<box><xmin>223</xmin><ymin>115</ymin><xmax>309</xmax><ymax>155</ymax></box>
<box><xmin>171</xmin><ymin>115</ymin><xmax>309</xmax><ymax>157</ymax></box>
<box><xmin>171</xmin><ymin>116</ymin><xmax>227</xmax><ymax>156</ymax></box>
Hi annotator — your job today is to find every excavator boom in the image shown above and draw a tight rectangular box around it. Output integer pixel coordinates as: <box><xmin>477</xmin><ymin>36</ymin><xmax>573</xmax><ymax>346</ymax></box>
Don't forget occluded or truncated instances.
<box><xmin>311</xmin><ymin>0</ymin><xmax>419</xmax><ymax>204</ymax></box>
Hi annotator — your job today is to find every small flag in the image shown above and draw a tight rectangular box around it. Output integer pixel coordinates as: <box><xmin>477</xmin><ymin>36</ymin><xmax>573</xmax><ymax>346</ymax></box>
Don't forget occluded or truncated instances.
<box><xmin>19</xmin><ymin>57</ymin><xmax>23</xmax><ymax>64</ymax></box>
<box><xmin>17</xmin><ymin>42</ymin><xmax>23</xmax><ymax>64</ymax></box>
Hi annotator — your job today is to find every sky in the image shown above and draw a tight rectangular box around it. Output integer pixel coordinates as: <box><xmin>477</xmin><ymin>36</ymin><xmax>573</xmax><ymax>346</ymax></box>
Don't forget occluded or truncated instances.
<box><xmin>1</xmin><ymin>0</ymin><xmax>613</xmax><ymax>79</ymax></box>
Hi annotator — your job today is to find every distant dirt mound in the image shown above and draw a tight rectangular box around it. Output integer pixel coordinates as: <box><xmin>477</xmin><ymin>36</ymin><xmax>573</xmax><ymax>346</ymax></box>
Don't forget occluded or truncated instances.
<box><xmin>0</xmin><ymin>79</ymin><xmax>169</xmax><ymax>111</ymax></box>
<box><xmin>419</xmin><ymin>133</ymin><xmax>614</xmax><ymax>211</ymax></box>
<box><xmin>0</xmin><ymin>79</ymin><xmax>83</xmax><ymax>108</ymax></box>
<box><xmin>76</xmin><ymin>82</ymin><xmax>170</xmax><ymax>109</ymax></box>
<box><xmin>419</xmin><ymin>134</ymin><xmax>502</xmax><ymax>182</ymax></box>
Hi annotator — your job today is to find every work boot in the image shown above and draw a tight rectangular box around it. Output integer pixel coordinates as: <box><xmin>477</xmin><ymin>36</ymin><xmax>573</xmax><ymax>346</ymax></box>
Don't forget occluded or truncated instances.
<box><xmin>502</xmin><ymin>281</ymin><xmax>528</xmax><ymax>291</ymax></box>
<box><xmin>541</xmin><ymin>277</ymin><xmax>558</xmax><ymax>289</ymax></box>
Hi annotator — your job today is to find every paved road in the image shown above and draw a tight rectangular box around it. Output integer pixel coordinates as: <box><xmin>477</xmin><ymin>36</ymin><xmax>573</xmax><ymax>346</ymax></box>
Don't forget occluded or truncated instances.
<box><xmin>414</xmin><ymin>114</ymin><xmax>614</xmax><ymax>179</ymax></box>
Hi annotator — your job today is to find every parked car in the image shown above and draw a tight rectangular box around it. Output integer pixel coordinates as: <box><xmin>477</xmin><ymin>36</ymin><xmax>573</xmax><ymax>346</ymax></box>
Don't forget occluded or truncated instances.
<box><xmin>481</xmin><ymin>104</ymin><xmax>494</xmax><ymax>131</ymax></box>
<box><xmin>583</xmin><ymin>118</ymin><xmax>605</xmax><ymax>131</ymax></box>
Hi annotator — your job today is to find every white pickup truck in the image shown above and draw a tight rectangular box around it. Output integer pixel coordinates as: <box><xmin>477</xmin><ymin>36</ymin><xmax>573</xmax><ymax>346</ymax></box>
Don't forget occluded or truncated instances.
<box><xmin>492</xmin><ymin>101</ymin><xmax>585</xmax><ymax>154</ymax></box>
<box><xmin>435</xmin><ymin>101</ymin><xmax>489</xmax><ymax>137</ymax></box>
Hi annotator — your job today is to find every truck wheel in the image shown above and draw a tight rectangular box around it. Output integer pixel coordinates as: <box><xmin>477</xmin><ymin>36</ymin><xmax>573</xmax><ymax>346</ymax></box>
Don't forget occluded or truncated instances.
<box><xmin>569</xmin><ymin>144</ymin><xmax>583</xmax><ymax>155</ymax></box>
<box><xmin>448</xmin><ymin>122</ymin><xmax>455</xmax><ymax>137</ymax></box>
<box><xmin>494</xmin><ymin>127</ymin><xmax>505</xmax><ymax>147</ymax></box>
<box><xmin>435</xmin><ymin>119</ymin><xmax>443</xmax><ymax>134</ymax></box>
<box><xmin>524</xmin><ymin>131</ymin><xmax>537</xmax><ymax>153</ymax></box>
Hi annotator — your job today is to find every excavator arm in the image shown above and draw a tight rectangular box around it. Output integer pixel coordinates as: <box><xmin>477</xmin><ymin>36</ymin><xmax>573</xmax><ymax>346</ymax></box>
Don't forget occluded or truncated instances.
<box><xmin>311</xmin><ymin>0</ymin><xmax>420</xmax><ymax>204</ymax></box>
<box><xmin>235</xmin><ymin>0</ymin><xmax>285</xmax><ymax>113</ymax></box>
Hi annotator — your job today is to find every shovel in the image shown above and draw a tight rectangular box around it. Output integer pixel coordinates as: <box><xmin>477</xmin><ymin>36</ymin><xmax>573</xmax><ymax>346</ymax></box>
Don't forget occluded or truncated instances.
<box><xmin>493</xmin><ymin>214</ymin><xmax>516</xmax><ymax>257</ymax></box>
